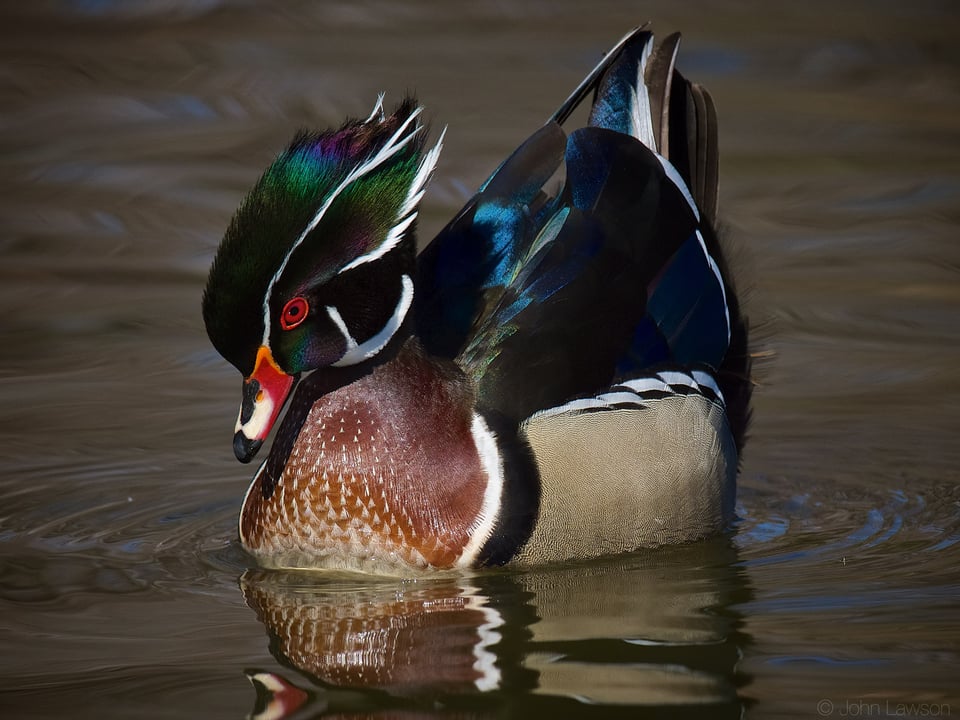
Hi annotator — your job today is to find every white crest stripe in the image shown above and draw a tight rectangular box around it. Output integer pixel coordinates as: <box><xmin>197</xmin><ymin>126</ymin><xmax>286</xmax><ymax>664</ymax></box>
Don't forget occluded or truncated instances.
<box><xmin>338</xmin><ymin>211</ymin><xmax>417</xmax><ymax>274</ymax></box>
<box><xmin>403</xmin><ymin>125</ymin><xmax>446</xmax><ymax>217</ymax></box>
<box><xmin>261</xmin><ymin>104</ymin><xmax>426</xmax><ymax>342</ymax></box>
<box><xmin>365</xmin><ymin>92</ymin><xmax>386</xmax><ymax>123</ymax></box>
<box><xmin>338</xmin><ymin>125</ymin><xmax>446</xmax><ymax>274</ymax></box>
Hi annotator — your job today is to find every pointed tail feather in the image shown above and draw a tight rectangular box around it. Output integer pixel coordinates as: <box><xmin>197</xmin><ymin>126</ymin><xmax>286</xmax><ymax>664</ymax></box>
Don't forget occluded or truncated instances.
<box><xmin>582</xmin><ymin>31</ymin><xmax>720</xmax><ymax>228</ymax></box>
<box><xmin>587</xmin><ymin>31</ymin><xmax>656</xmax><ymax>146</ymax></box>
<box><xmin>549</xmin><ymin>25</ymin><xmax>651</xmax><ymax>127</ymax></box>
<box><xmin>644</xmin><ymin>32</ymin><xmax>681</xmax><ymax>153</ymax></box>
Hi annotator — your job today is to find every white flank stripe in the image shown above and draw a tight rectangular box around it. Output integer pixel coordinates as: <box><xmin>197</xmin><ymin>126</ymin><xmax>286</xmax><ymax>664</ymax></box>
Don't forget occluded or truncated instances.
<box><xmin>621</xmin><ymin>376</ymin><xmax>672</xmax><ymax>395</ymax></box>
<box><xmin>532</xmin><ymin>397</ymin><xmax>609</xmax><ymax>418</ymax></box>
<box><xmin>529</xmin><ymin>367</ymin><xmax>728</xmax><ymax>423</ymax></box>
<box><xmin>596</xmin><ymin>390</ymin><xmax>648</xmax><ymax>406</ymax></box>
<box><xmin>330</xmin><ymin>274</ymin><xmax>414</xmax><ymax>367</ymax></box>
<box><xmin>261</xmin><ymin>105</ymin><xmax>426</xmax><ymax>342</ymax></box>
<box><xmin>691</xmin><ymin>369</ymin><xmax>725</xmax><ymax>404</ymax></box>
<box><xmin>657</xmin><ymin>369</ymin><xmax>694</xmax><ymax>387</ymax></box>
<box><xmin>456</xmin><ymin>414</ymin><xmax>505</xmax><ymax>568</ymax></box>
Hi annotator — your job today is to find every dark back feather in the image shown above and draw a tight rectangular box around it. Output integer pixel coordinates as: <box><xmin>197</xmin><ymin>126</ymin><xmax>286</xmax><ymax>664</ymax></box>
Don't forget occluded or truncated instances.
<box><xmin>416</xmin><ymin>29</ymin><xmax>750</xmax><ymax>446</ymax></box>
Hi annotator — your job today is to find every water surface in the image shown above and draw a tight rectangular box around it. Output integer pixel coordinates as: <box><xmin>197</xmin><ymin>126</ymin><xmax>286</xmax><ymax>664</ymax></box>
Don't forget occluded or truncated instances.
<box><xmin>2</xmin><ymin>2</ymin><xmax>959</xmax><ymax>718</ymax></box>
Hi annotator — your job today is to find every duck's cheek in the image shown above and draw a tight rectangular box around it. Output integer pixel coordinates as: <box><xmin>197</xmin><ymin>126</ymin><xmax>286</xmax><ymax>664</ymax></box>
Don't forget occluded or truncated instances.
<box><xmin>274</xmin><ymin>321</ymin><xmax>349</xmax><ymax>375</ymax></box>
<box><xmin>303</xmin><ymin>332</ymin><xmax>351</xmax><ymax>370</ymax></box>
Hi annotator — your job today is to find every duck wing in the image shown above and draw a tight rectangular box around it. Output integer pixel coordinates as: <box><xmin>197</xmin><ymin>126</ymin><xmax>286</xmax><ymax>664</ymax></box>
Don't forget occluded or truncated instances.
<box><xmin>417</xmin><ymin>29</ymin><xmax>749</xmax><ymax>445</ymax></box>
<box><xmin>414</xmin><ymin>27</ymin><xmax>648</xmax><ymax>359</ymax></box>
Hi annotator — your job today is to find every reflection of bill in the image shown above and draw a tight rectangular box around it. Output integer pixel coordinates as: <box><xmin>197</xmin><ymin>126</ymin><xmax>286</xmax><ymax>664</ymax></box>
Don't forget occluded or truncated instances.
<box><xmin>246</xmin><ymin>671</ymin><xmax>311</xmax><ymax>720</ymax></box>
<box><xmin>241</xmin><ymin>571</ymin><xmax>504</xmax><ymax>696</ymax></box>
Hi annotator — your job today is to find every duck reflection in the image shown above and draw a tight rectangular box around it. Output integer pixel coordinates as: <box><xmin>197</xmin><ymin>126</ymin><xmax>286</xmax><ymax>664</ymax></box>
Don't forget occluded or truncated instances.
<box><xmin>240</xmin><ymin>538</ymin><xmax>750</xmax><ymax>718</ymax></box>
<box><xmin>241</xmin><ymin>571</ymin><xmax>507</xmax><ymax>697</ymax></box>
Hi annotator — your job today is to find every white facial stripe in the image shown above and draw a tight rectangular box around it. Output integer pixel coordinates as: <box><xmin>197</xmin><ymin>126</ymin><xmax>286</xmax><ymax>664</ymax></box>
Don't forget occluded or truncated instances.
<box><xmin>261</xmin><ymin>104</ymin><xmax>426</xmax><ymax>343</ymax></box>
<box><xmin>456</xmin><ymin>414</ymin><xmax>505</xmax><ymax>569</ymax></box>
<box><xmin>328</xmin><ymin>274</ymin><xmax>414</xmax><ymax>367</ymax></box>
<box><xmin>338</xmin><ymin>126</ymin><xmax>446</xmax><ymax>274</ymax></box>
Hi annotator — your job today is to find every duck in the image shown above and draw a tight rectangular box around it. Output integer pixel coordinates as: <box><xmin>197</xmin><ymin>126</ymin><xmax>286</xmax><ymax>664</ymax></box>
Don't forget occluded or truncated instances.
<box><xmin>202</xmin><ymin>26</ymin><xmax>751</xmax><ymax>575</ymax></box>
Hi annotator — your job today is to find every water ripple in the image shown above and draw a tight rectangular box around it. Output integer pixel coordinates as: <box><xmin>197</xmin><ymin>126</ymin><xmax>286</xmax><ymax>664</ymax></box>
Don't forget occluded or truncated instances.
<box><xmin>734</xmin><ymin>476</ymin><xmax>960</xmax><ymax>569</ymax></box>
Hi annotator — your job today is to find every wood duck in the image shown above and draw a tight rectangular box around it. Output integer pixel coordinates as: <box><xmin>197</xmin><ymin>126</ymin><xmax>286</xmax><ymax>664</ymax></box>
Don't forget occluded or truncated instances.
<box><xmin>203</xmin><ymin>27</ymin><xmax>751</xmax><ymax>575</ymax></box>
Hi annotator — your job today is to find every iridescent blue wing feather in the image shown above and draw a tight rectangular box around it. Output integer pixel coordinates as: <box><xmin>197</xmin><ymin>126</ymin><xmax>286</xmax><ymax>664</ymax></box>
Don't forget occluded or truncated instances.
<box><xmin>416</xmin><ymin>28</ymin><xmax>750</xmax><ymax>445</ymax></box>
<box><xmin>414</xmin><ymin>123</ymin><xmax>566</xmax><ymax>358</ymax></box>
<box><xmin>414</xmin><ymin>27</ymin><xmax>650</xmax><ymax>358</ymax></box>
<box><xmin>461</xmin><ymin>124</ymin><xmax>722</xmax><ymax>422</ymax></box>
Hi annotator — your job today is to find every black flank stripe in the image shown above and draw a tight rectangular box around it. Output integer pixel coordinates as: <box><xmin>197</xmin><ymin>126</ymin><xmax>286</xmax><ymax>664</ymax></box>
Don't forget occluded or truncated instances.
<box><xmin>474</xmin><ymin>411</ymin><xmax>540</xmax><ymax>567</ymax></box>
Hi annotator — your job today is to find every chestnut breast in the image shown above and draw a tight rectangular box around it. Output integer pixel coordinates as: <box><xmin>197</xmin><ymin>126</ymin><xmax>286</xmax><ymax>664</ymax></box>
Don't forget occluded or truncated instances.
<box><xmin>240</xmin><ymin>342</ymin><xmax>491</xmax><ymax>572</ymax></box>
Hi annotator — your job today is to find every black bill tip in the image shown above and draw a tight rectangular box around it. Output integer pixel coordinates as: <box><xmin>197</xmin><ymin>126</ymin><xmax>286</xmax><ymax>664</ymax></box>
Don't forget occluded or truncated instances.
<box><xmin>234</xmin><ymin>431</ymin><xmax>263</xmax><ymax>464</ymax></box>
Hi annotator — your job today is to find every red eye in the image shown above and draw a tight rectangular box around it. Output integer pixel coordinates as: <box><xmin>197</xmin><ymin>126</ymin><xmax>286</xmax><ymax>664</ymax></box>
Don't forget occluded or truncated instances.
<box><xmin>280</xmin><ymin>297</ymin><xmax>309</xmax><ymax>330</ymax></box>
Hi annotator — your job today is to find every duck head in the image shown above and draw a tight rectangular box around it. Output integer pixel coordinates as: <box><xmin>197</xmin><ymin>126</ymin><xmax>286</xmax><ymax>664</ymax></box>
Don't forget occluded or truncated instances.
<box><xmin>202</xmin><ymin>96</ymin><xmax>444</xmax><ymax>463</ymax></box>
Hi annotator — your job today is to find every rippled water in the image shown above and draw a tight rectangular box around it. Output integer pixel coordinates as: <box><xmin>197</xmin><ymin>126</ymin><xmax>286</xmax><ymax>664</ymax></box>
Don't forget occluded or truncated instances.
<box><xmin>2</xmin><ymin>2</ymin><xmax>959</xmax><ymax>718</ymax></box>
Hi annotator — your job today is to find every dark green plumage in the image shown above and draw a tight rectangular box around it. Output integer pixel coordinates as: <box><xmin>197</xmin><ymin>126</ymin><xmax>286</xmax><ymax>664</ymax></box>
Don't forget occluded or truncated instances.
<box><xmin>203</xmin><ymin>97</ymin><xmax>426</xmax><ymax>376</ymax></box>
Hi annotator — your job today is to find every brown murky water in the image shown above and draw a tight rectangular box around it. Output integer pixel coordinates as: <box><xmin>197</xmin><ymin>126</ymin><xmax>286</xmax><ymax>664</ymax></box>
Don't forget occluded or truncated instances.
<box><xmin>2</xmin><ymin>2</ymin><xmax>959</xmax><ymax>718</ymax></box>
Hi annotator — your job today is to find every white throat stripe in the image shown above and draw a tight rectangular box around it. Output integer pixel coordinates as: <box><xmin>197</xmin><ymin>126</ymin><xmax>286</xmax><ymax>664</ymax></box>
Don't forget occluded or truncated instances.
<box><xmin>328</xmin><ymin>274</ymin><xmax>414</xmax><ymax>367</ymax></box>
